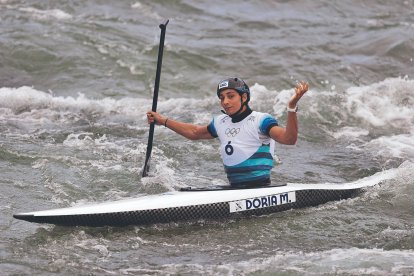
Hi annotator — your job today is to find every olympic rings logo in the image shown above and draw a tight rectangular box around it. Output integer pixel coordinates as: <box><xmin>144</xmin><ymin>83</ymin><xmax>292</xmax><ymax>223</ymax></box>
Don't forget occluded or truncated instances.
<box><xmin>225</xmin><ymin>128</ymin><xmax>240</xmax><ymax>137</ymax></box>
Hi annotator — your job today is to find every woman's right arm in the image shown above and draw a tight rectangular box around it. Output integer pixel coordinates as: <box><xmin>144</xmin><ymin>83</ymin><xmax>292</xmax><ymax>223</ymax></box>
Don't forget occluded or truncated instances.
<box><xmin>146</xmin><ymin>111</ymin><xmax>214</xmax><ymax>140</ymax></box>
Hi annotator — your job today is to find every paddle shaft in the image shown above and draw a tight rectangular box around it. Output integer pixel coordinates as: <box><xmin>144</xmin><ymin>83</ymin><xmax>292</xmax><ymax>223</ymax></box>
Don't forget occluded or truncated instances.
<box><xmin>142</xmin><ymin>19</ymin><xmax>169</xmax><ymax>177</ymax></box>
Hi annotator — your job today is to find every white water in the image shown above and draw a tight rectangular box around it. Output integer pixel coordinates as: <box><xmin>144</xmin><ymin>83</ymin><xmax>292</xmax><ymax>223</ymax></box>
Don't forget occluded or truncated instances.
<box><xmin>2</xmin><ymin>0</ymin><xmax>414</xmax><ymax>274</ymax></box>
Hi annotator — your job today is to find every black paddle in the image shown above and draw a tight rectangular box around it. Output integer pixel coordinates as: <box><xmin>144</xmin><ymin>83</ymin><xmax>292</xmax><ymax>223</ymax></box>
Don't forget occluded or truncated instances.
<box><xmin>142</xmin><ymin>19</ymin><xmax>169</xmax><ymax>177</ymax></box>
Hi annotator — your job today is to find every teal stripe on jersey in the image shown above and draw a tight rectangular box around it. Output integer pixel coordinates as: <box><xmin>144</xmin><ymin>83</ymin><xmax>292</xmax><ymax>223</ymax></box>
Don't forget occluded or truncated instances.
<box><xmin>259</xmin><ymin>114</ymin><xmax>278</xmax><ymax>135</ymax></box>
<box><xmin>224</xmin><ymin>145</ymin><xmax>274</xmax><ymax>185</ymax></box>
<box><xmin>226</xmin><ymin>171</ymin><xmax>271</xmax><ymax>184</ymax></box>
<box><xmin>207</xmin><ymin>118</ymin><xmax>218</xmax><ymax>138</ymax></box>
<box><xmin>225</xmin><ymin>160</ymin><xmax>273</xmax><ymax>173</ymax></box>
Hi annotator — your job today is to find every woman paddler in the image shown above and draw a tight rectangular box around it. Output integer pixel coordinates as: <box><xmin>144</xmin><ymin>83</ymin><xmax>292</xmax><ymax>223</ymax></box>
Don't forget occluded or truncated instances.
<box><xmin>146</xmin><ymin>77</ymin><xmax>308</xmax><ymax>187</ymax></box>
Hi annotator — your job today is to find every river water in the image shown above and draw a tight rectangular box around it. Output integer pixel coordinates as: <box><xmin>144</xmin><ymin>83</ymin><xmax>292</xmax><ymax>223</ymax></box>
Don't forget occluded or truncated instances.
<box><xmin>1</xmin><ymin>0</ymin><xmax>414</xmax><ymax>275</ymax></box>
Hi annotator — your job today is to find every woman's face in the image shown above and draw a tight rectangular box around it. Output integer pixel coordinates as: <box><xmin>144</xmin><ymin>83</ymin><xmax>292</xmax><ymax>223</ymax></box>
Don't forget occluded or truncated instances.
<box><xmin>219</xmin><ymin>89</ymin><xmax>247</xmax><ymax>116</ymax></box>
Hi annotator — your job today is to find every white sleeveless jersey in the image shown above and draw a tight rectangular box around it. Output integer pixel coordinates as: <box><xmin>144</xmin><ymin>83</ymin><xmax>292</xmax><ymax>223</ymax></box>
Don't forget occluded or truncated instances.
<box><xmin>208</xmin><ymin>111</ymin><xmax>278</xmax><ymax>186</ymax></box>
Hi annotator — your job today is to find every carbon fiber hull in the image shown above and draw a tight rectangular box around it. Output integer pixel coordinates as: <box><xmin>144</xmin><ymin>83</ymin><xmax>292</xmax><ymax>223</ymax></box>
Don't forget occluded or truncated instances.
<box><xmin>14</xmin><ymin>186</ymin><xmax>361</xmax><ymax>227</ymax></box>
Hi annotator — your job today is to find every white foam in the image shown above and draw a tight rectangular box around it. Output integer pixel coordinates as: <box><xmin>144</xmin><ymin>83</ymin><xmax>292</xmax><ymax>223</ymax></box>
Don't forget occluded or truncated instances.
<box><xmin>62</xmin><ymin>133</ymin><xmax>124</xmax><ymax>151</ymax></box>
<box><xmin>226</xmin><ymin>248</ymin><xmax>414</xmax><ymax>275</ymax></box>
<box><xmin>251</xmin><ymin>83</ymin><xmax>290</xmax><ymax>117</ymax></box>
<box><xmin>333</xmin><ymin>126</ymin><xmax>369</xmax><ymax>139</ymax></box>
<box><xmin>19</xmin><ymin>7</ymin><xmax>72</xmax><ymax>20</ymax></box>
<box><xmin>130</xmin><ymin>2</ymin><xmax>161</xmax><ymax>20</ymax></box>
<box><xmin>0</xmin><ymin>86</ymin><xmax>152</xmax><ymax>125</ymax></box>
<box><xmin>116</xmin><ymin>60</ymin><xmax>145</xmax><ymax>76</ymax></box>
<box><xmin>320</xmin><ymin>77</ymin><xmax>414</xmax><ymax>160</ymax></box>
<box><xmin>344</xmin><ymin>77</ymin><xmax>414</xmax><ymax>128</ymax></box>
<box><xmin>141</xmin><ymin>154</ymin><xmax>184</xmax><ymax>192</ymax></box>
<box><xmin>365</xmin><ymin>129</ymin><xmax>414</xmax><ymax>159</ymax></box>
<box><xmin>132</xmin><ymin>248</ymin><xmax>414</xmax><ymax>275</ymax></box>
<box><xmin>0</xmin><ymin>85</ymin><xmax>297</xmax><ymax>127</ymax></box>
<box><xmin>0</xmin><ymin>86</ymin><xmax>216</xmax><ymax>123</ymax></box>
<box><xmin>2</xmin><ymin>78</ymin><xmax>413</xmax><ymax>162</ymax></box>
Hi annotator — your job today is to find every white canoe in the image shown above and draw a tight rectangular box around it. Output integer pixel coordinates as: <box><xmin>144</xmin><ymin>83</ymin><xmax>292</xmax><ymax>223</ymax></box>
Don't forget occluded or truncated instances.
<box><xmin>13</xmin><ymin>171</ymin><xmax>392</xmax><ymax>227</ymax></box>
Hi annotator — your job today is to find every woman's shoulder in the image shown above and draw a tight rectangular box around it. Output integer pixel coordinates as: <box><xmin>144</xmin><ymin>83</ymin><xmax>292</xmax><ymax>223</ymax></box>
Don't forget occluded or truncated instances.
<box><xmin>211</xmin><ymin>113</ymin><xmax>230</xmax><ymax>125</ymax></box>
<box><xmin>250</xmin><ymin>111</ymin><xmax>274</xmax><ymax>120</ymax></box>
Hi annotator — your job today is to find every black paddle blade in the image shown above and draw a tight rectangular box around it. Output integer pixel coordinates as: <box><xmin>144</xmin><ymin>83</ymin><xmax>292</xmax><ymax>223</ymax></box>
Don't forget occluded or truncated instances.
<box><xmin>142</xmin><ymin>157</ymin><xmax>151</xmax><ymax>177</ymax></box>
<box><xmin>142</xmin><ymin>122</ymin><xmax>155</xmax><ymax>177</ymax></box>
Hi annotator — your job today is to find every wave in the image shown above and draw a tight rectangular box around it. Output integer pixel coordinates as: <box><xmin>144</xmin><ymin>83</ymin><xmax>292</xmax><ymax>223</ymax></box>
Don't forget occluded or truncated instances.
<box><xmin>18</xmin><ymin>7</ymin><xmax>72</xmax><ymax>21</ymax></box>
<box><xmin>335</xmin><ymin>77</ymin><xmax>414</xmax><ymax>160</ymax></box>
<box><xmin>1</xmin><ymin>77</ymin><xmax>413</xmax><ymax>162</ymax></box>
<box><xmin>343</xmin><ymin>77</ymin><xmax>413</xmax><ymax>128</ymax></box>
<box><xmin>121</xmin><ymin>247</ymin><xmax>414</xmax><ymax>275</ymax></box>
<box><xmin>2</xmin><ymin>77</ymin><xmax>412</xmax><ymax>127</ymax></box>
<box><xmin>251</xmin><ymin>77</ymin><xmax>414</xmax><ymax>161</ymax></box>
<box><xmin>230</xmin><ymin>247</ymin><xmax>414</xmax><ymax>275</ymax></box>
